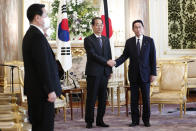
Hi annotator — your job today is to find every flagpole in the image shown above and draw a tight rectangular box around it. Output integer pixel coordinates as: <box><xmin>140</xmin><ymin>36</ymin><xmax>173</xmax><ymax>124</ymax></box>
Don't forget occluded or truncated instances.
<box><xmin>56</xmin><ymin>0</ymin><xmax>72</xmax><ymax>84</ymax></box>
<box><xmin>103</xmin><ymin>0</ymin><xmax>109</xmax><ymax>38</ymax></box>
<box><xmin>66</xmin><ymin>71</ymin><xmax>69</xmax><ymax>85</ymax></box>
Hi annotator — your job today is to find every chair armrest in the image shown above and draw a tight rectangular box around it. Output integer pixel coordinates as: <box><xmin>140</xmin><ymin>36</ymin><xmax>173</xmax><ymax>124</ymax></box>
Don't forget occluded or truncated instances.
<box><xmin>18</xmin><ymin>69</ymin><xmax>24</xmax><ymax>86</ymax></box>
<box><xmin>60</xmin><ymin>95</ymin><xmax>65</xmax><ymax>100</ymax></box>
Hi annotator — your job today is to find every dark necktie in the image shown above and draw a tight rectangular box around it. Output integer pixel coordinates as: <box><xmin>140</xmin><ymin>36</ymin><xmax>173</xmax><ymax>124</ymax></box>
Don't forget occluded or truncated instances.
<box><xmin>98</xmin><ymin>37</ymin><xmax>102</xmax><ymax>48</ymax></box>
<box><xmin>137</xmin><ymin>39</ymin><xmax>140</xmax><ymax>55</ymax></box>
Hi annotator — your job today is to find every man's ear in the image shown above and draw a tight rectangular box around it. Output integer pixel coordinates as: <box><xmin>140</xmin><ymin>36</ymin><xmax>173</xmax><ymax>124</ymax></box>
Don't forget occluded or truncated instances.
<box><xmin>34</xmin><ymin>14</ymin><xmax>40</xmax><ymax>22</ymax></box>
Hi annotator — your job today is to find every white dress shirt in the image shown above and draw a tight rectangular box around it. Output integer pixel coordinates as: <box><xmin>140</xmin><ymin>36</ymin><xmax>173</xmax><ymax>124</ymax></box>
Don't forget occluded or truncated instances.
<box><xmin>94</xmin><ymin>33</ymin><xmax>102</xmax><ymax>38</ymax></box>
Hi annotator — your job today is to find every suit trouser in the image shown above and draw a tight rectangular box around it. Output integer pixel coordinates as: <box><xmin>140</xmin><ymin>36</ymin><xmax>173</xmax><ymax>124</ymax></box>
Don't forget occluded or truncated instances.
<box><xmin>130</xmin><ymin>74</ymin><xmax>150</xmax><ymax>123</ymax></box>
<box><xmin>85</xmin><ymin>74</ymin><xmax>108</xmax><ymax>123</ymax></box>
<box><xmin>28</xmin><ymin>97</ymin><xmax>55</xmax><ymax>131</ymax></box>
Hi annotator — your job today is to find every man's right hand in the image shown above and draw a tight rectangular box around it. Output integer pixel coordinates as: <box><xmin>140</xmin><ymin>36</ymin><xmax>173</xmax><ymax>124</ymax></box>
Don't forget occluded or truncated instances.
<box><xmin>48</xmin><ymin>91</ymin><xmax>57</xmax><ymax>103</ymax></box>
<box><xmin>107</xmin><ymin>60</ymin><xmax>116</xmax><ymax>67</ymax></box>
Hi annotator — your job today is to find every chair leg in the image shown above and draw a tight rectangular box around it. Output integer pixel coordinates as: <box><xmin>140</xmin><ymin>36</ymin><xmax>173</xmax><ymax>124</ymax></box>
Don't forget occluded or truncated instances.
<box><xmin>180</xmin><ymin>104</ymin><xmax>183</xmax><ymax>118</ymax></box>
<box><xmin>158</xmin><ymin>104</ymin><xmax>162</xmax><ymax>114</ymax></box>
<box><xmin>184</xmin><ymin>102</ymin><xmax>186</xmax><ymax>115</ymax></box>
<box><xmin>55</xmin><ymin>108</ymin><xmax>59</xmax><ymax>114</ymax></box>
<box><xmin>63</xmin><ymin>107</ymin><xmax>66</xmax><ymax>122</ymax></box>
<box><xmin>117</xmin><ymin>87</ymin><xmax>120</xmax><ymax>116</ymax></box>
<box><xmin>111</xmin><ymin>88</ymin><xmax>114</xmax><ymax>112</ymax></box>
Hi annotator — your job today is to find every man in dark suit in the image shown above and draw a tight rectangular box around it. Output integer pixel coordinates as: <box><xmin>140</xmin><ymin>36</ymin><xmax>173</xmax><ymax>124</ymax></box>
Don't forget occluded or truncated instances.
<box><xmin>22</xmin><ymin>4</ymin><xmax>62</xmax><ymax>131</ymax></box>
<box><xmin>84</xmin><ymin>17</ymin><xmax>113</xmax><ymax>128</ymax></box>
<box><xmin>111</xmin><ymin>20</ymin><xmax>156</xmax><ymax>127</ymax></box>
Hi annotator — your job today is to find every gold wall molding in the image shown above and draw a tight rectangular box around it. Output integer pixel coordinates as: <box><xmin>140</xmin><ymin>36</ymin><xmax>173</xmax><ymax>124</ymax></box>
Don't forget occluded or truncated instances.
<box><xmin>50</xmin><ymin>40</ymin><xmax>125</xmax><ymax>57</ymax></box>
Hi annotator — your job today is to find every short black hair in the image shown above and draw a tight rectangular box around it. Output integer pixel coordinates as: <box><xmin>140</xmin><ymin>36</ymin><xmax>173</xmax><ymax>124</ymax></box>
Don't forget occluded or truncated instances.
<box><xmin>27</xmin><ymin>4</ymin><xmax>45</xmax><ymax>22</ymax></box>
<box><xmin>91</xmin><ymin>17</ymin><xmax>103</xmax><ymax>26</ymax></box>
<box><xmin>132</xmin><ymin>20</ymin><xmax>144</xmax><ymax>29</ymax></box>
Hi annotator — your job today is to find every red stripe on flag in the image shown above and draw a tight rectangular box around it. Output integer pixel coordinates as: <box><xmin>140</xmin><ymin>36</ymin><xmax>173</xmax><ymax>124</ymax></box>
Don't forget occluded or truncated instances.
<box><xmin>61</xmin><ymin>19</ymin><xmax>69</xmax><ymax>31</ymax></box>
<box><xmin>101</xmin><ymin>15</ymin><xmax>113</xmax><ymax>38</ymax></box>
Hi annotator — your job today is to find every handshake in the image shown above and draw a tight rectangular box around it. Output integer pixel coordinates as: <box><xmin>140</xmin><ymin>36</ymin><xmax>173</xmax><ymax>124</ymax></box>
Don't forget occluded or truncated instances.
<box><xmin>107</xmin><ymin>59</ymin><xmax>116</xmax><ymax>67</ymax></box>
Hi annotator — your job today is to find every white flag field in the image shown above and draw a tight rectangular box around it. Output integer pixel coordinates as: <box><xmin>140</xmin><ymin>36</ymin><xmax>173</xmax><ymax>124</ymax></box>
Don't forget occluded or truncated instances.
<box><xmin>56</xmin><ymin>0</ymin><xmax>72</xmax><ymax>72</ymax></box>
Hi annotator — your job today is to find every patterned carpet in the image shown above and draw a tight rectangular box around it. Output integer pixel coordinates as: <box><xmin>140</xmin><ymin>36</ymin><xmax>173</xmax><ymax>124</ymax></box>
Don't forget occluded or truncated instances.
<box><xmin>54</xmin><ymin>103</ymin><xmax>196</xmax><ymax>131</ymax></box>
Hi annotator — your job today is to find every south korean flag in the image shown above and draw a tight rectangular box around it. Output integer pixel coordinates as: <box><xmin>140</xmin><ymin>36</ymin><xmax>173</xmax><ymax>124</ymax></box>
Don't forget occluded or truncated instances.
<box><xmin>56</xmin><ymin>0</ymin><xmax>72</xmax><ymax>71</ymax></box>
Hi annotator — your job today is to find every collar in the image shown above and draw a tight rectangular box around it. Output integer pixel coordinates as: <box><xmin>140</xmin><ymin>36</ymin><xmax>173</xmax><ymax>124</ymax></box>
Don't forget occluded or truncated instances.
<box><xmin>135</xmin><ymin>35</ymin><xmax>143</xmax><ymax>40</ymax></box>
<box><xmin>30</xmin><ymin>24</ymin><xmax>44</xmax><ymax>35</ymax></box>
<box><xmin>94</xmin><ymin>33</ymin><xmax>102</xmax><ymax>38</ymax></box>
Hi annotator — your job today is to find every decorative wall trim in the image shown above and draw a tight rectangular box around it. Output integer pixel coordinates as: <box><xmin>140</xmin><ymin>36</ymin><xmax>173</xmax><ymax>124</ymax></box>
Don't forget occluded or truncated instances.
<box><xmin>164</xmin><ymin>49</ymin><xmax>196</xmax><ymax>55</ymax></box>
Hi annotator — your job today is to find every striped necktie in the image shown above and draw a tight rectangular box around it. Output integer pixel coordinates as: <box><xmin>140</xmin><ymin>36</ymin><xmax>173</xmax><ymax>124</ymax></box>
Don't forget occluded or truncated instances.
<box><xmin>98</xmin><ymin>37</ymin><xmax>102</xmax><ymax>48</ymax></box>
<box><xmin>137</xmin><ymin>39</ymin><xmax>140</xmax><ymax>55</ymax></box>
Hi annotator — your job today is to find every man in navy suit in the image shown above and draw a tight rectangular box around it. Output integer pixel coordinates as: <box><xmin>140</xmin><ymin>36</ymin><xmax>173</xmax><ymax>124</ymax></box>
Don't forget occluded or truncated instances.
<box><xmin>84</xmin><ymin>17</ymin><xmax>113</xmax><ymax>129</ymax></box>
<box><xmin>22</xmin><ymin>4</ymin><xmax>61</xmax><ymax>131</ymax></box>
<box><xmin>110</xmin><ymin>20</ymin><xmax>156</xmax><ymax>127</ymax></box>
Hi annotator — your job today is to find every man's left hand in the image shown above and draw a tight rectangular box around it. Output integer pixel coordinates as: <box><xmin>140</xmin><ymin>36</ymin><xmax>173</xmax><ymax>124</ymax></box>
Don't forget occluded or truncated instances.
<box><xmin>48</xmin><ymin>91</ymin><xmax>57</xmax><ymax>103</ymax></box>
<box><xmin>150</xmin><ymin>75</ymin><xmax>156</xmax><ymax>82</ymax></box>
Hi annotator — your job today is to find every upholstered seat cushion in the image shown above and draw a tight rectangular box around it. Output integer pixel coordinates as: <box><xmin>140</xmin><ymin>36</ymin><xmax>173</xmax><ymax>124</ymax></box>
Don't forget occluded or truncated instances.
<box><xmin>187</xmin><ymin>78</ymin><xmax>196</xmax><ymax>88</ymax></box>
<box><xmin>188</xmin><ymin>61</ymin><xmax>196</xmax><ymax>78</ymax></box>
<box><xmin>54</xmin><ymin>98</ymin><xmax>66</xmax><ymax>108</ymax></box>
<box><xmin>0</xmin><ymin>122</ymin><xmax>22</xmax><ymax>130</ymax></box>
<box><xmin>0</xmin><ymin>122</ymin><xmax>15</xmax><ymax>128</ymax></box>
<box><xmin>151</xmin><ymin>91</ymin><xmax>186</xmax><ymax>103</ymax></box>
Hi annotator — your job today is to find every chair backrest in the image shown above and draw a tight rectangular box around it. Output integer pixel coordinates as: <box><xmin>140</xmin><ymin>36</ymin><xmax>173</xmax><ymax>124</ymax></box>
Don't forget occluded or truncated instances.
<box><xmin>3</xmin><ymin>61</ymin><xmax>24</xmax><ymax>94</ymax></box>
<box><xmin>187</xmin><ymin>58</ymin><xmax>196</xmax><ymax>78</ymax></box>
<box><xmin>159</xmin><ymin>62</ymin><xmax>187</xmax><ymax>91</ymax></box>
<box><xmin>4</xmin><ymin>61</ymin><xmax>24</xmax><ymax>84</ymax></box>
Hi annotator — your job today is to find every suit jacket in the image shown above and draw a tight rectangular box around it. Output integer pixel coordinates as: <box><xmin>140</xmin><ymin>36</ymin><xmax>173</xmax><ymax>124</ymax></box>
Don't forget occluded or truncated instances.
<box><xmin>84</xmin><ymin>34</ymin><xmax>112</xmax><ymax>76</ymax></box>
<box><xmin>22</xmin><ymin>25</ymin><xmax>62</xmax><ymax>98</ymax></box>
<box><xmin>115</xmin><ymin>35</ymin><xmax>156</xmax><ymax>82</ymax></box>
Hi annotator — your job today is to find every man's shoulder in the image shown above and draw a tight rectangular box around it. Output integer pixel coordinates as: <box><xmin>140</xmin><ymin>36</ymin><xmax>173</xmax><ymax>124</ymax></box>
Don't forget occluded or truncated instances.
<box><xmin>125</xmin><ymin>37</ymin><xmax>135</xmax><ymax>45</ymax></box>
<box><xmin>23</xmin><ymin>27</ymin><xmax>47</xmax><ymax>48</ymax></box>
<box><xmin>143</xmin><ymin>35</ymin><xmax>153</xmax><ymax>41</ymax></box>
<box><xmin>85</xmin><ymin>34</ymin><xmax>100</xmax><ymax>43</ymax></box>
<box><xmin>85</xmin><ymin>34</ymin><xmax>94</xmax><ymax>39</ymax></box>
<box><xmin>101</xmin><ymin>35</ymin><xmax>109</xmax><ymax>42</ymax></box>
<box><xmin>25</xmin><ymin>26</ymin><xmax>44</xmax><ymax>38</ymax></box>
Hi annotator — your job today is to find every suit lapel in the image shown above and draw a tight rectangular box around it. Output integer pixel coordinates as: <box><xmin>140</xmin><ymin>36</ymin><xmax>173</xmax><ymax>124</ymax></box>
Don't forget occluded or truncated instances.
<box><xmin>140</xmin><ymin>36</ymin><xmax>147</xmax><ymax>55</ymax></box>
<box><xmin>132</xmin><ymin>37</ymin><xmax>139</xmax><ymax>57</ymax></box>
<box><xmin>91</xmin><ymin>34</ymin><xmax>102</xmax><ymax>51</ymax></box>
<box><xmin>101</xmin><ymin>36</ymin><xmax>106</xmax><ymax>56</ymax></box>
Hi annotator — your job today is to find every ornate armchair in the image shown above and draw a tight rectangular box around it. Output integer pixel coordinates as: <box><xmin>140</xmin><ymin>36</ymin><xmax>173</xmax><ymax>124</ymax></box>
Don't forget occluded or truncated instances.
<box><xmin>55</xmin><ymin>95</ymin><xmax>67</xmax><ymax>122</ymax></box>
<box><xmin>150</xmin><ymin>61</ymin><xmax>188</xmax><ymax>118</ymax></box>
<box><xmin>0</xmin><ymin>103</ymin><xmax>23</xmax><ymax>131</ymax></box>
<box><xmin>183</xmin><ymin>57</ymin><xmax>196</xmax><ymax>97</ymax></box>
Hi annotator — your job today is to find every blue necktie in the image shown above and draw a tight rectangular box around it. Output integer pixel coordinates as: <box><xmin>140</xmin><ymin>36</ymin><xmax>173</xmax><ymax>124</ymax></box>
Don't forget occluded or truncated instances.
<box><xmin>98</xmin><ymin>37</ymin><xmax>102</xmax><ymax>48</ymax></box>
<box><xmin>137</xmin><ymin>39</ymin><xmax>140</xmax><ymax>55</ymax></box>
